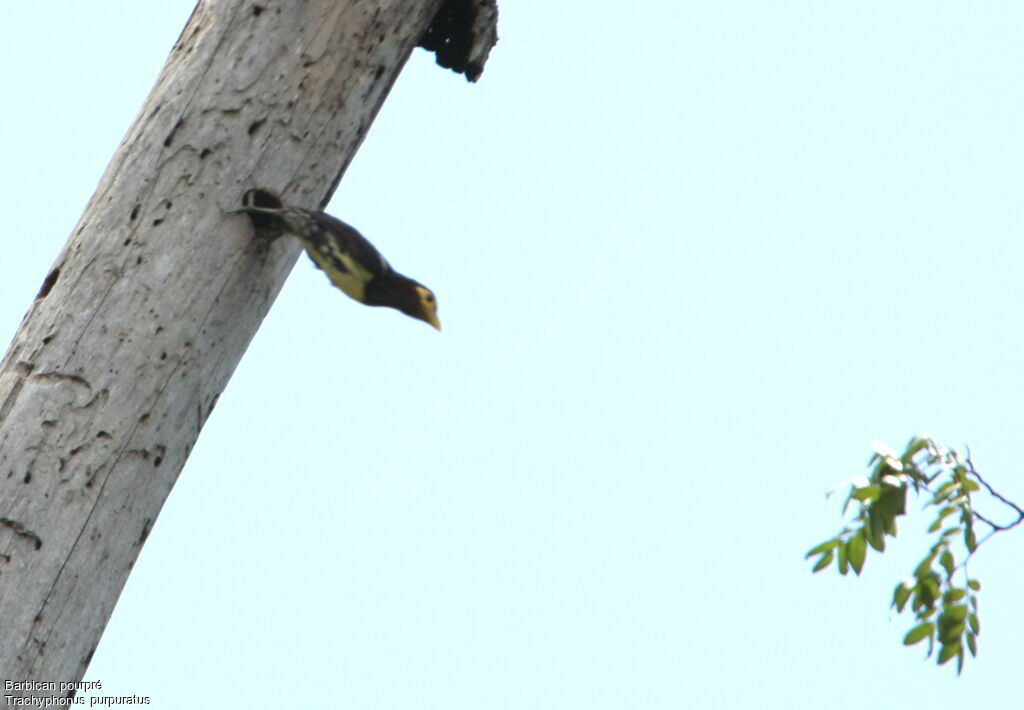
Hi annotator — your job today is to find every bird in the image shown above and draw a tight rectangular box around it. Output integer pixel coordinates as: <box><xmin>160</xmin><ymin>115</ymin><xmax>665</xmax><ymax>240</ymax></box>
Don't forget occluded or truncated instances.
<box><xmin>234</xmin><ymin>190</ymin><xmax>441</xmax><ymax>330</ymax></box>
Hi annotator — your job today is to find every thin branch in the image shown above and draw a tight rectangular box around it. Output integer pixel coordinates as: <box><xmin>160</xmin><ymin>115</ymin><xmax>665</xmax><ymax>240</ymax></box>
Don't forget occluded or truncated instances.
<box><xmin>964</xmin><ymin>447</ymin><xmax>1024</xmax><ymax>532</ymax></box>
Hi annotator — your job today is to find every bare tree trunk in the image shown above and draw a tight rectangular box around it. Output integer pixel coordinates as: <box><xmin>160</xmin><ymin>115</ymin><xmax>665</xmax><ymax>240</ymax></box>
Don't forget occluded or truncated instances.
<box><xmin>0</xmin><ymin>0</ymin><xmax>495</xmax><ymax>695</ymax></box>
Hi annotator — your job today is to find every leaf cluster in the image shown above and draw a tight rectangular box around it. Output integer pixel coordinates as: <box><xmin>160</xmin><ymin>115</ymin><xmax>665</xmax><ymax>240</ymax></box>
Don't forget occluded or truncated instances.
<box><xmin>806</xmin><ymin>436</ymin><xmax>1020</xmax><ymax>674</ymax></box>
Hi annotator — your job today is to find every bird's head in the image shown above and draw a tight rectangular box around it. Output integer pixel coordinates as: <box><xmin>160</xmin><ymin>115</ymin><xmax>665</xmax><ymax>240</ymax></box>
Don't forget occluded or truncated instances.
<box><xmin>366</xmin><ymin>275</ymin><xmax>442</xmax><ymax>330</ymax></box>
<box><xmin>409</xmin><ymin>284</ymin><xmax>442</xmax><ymax>331</ymax></box>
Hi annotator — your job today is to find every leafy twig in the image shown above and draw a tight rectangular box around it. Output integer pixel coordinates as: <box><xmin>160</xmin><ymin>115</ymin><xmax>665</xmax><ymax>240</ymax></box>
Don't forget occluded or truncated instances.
<box><xmin>806</xmin><ymin>436</ymin><xmax>1021</xmax><ymax>675</ymax></box>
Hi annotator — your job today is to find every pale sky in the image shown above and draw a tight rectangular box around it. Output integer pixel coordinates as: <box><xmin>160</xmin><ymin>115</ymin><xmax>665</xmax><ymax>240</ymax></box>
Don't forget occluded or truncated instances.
<box><xmin>2</xmin><ymin>2</ymin><xmax>1023</xmax><ymax>708</ymax></box>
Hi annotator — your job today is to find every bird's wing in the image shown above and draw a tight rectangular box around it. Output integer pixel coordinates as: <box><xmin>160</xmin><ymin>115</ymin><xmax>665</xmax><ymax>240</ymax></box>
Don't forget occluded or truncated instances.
<box><xmin>288</xmin><ymin>210</ymin><xmax>393</xmax><ymax>277</ymax></box>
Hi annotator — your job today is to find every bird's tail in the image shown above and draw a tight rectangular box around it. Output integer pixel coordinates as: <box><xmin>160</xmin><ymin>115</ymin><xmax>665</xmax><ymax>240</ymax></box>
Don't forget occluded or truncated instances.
<box><xmin>229</xmin><ymin>189</ymin><xmax>291</xmax><ymax>238</ymax></box>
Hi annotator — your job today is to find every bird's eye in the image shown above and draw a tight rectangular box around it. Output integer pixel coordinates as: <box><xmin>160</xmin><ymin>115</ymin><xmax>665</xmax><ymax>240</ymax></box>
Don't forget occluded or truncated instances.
<box><xmin>425</xmin><ymin>293</ymin><xmax>435</xmax><ymax>303</ymax></box>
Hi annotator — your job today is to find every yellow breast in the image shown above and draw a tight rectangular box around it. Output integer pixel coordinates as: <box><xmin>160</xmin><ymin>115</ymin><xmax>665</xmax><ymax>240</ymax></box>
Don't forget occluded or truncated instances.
<box><xmin>302</xmin><ymin>239</ymin><xmax>376</xmax><ymax>302</ymax></box>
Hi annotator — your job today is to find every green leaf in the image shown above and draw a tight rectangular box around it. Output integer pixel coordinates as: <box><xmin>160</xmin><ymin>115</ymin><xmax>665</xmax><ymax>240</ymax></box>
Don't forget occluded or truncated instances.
<box><xmin>875</xmin><ymin>486</ymin><xmax>907</xmax><ymax>523</ymax></box>
<box><xmin>964</xmin><ymin>526</ymin><xmax>977</xmax><ymax>552</ymax></box>
<box><xmin>940</xmin><ymin>550</ymin><xmax>955</xmax><ymax>576</ymax></box>
<box><xmin>838</xmin><ymin>540</ymin><xmax>849</xmax><ymax>576</ymax></box>
<box><xmin>968</xmin><ymin>613</ymin><xmax>980</xmax><ymax>635</ymax></box>
<box><xmin>805</xmin><ymin>539</ymin><xmax>840</xmax><ymax>558</ymax></box>
<box><xmin>903</xmin><ymin>436</ymin><xmax>930</xmax><ymax>459</ymax></box>
<box><xmin>928</xmin><ymin>505</ymin><xmax>959</xmax><ymax>532</ymax></box>
<box><xmin>894</xmin><ymin>485</ymin><xmax>908</xmax><ymax>517</ymax></box>
<box><xmin>938</xmin><ymin>605</ymin><xmax>969</xmax><ymax>643</ymax></box>
<box><xmin>937</xmin><ymin>641</ymin><xmax>961</xmax><ymax>666</ymax></box>
<box><xmin>966</xmin><ymin>632</ymin><xmax>977</xmax><ymax>657</ymax></box>
<box><xmin>930</xmin><ymin>480</ymin><xmax>958</xmax><ymax>503</ymax></box>
<box><xmin>944</xmin><ymin>588</ymin><xmax>966</xmax><ymax>603</ymax></box>
<box><xmin>903</xmin><ymin>622</ymin><xmax>934</xmax><ymax>646</ymax></box>
<box><xmin>892</xmin><ymin>583</ymin><xmax>912</xmax><ymax>613</ymax></box>
<box><xmin>967</xmin><ymin>579</ymin><xmax>981</xmax><ymax>591</ymax></box>
<box><xmin>919</xmin><ymin>575</ymin><xmax>940</xmax><ymax>607</ymax></box>
<box><xmin>938</xmin><ymin>621</ymin><xmax>964</xmax><ymax>645</ymax></box>
<box><xmin>851</xmin><ymin>485</ymin><xmax>882</xmax><ymax>502</ymax></box>
<box><xmin>812</xmin><ymin>551</ymin><xmax>833</xmax><ymax>573</ymax></box>
<box><xmin>941</xmin><ymin>604</ymin><xmax>969</xmax><ymax>623</ymax></box>
<box><xmin>914</xmin><ymin>553</ymin><xmax>937</xmax><ymax>579</ymax></box>
<box><xmin>848</xmin><ymin>533</ymin><xmax>867</xmax><ymax>575</ymax></box>
<box><xmin>867</xmin><ymin>513</ymin><xmax>885</xmax><ymax>551</ymax></box>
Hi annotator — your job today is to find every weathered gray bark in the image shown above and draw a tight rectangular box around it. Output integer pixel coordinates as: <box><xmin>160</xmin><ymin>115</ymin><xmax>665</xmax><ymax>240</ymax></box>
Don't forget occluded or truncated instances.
<box><xmin>0</xmin><ymin>0</ymin><xmax>495</xmax><ymax>693</ymax></box>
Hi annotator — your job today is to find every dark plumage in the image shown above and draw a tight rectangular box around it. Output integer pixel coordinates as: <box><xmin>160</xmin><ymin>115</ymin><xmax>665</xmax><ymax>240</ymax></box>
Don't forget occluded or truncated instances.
<box><xmin>235</xmin><ymin>191</ymin><xmax>440</xmax><ymax>330</ymax></box>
